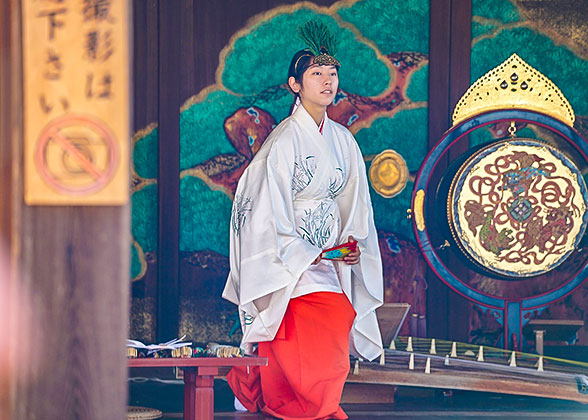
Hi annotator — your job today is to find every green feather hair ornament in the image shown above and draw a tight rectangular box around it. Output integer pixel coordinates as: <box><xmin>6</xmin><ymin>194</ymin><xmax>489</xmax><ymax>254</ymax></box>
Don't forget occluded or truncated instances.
<box><xmin>297</xmin><ymin>20</ymin><xmax>341</xmax><ymax>67</ymax></box>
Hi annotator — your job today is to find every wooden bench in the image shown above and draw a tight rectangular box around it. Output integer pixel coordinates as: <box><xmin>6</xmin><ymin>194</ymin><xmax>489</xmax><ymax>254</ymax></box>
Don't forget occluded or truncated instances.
<box><xmin>128</xmin><ymin>357</ymin><xmax>267</xmax><ymax>420</ymax></box>
<box><xmin>522</xmin><ymin>319</ymin><xmax>584</xmax><ymax>355</ymax></box>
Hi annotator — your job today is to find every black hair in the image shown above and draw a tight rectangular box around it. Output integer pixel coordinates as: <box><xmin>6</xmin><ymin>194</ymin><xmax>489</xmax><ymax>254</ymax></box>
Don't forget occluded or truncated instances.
<box><xmin>288</xmin><ymin>49</ymin><xmax>314</xmax><ymax>85</ymax></box>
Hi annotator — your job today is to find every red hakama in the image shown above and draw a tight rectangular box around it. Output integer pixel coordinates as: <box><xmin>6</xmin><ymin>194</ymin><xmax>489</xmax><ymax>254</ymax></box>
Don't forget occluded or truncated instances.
<box><xmin>227</xmin><ymin>291</ymin><xmax>356</xmax><ymax>420</ymax></box>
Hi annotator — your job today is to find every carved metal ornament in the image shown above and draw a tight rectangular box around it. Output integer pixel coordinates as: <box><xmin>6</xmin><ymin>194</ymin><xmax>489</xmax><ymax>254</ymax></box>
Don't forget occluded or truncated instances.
<box><xmin>452</xmin><ymin>54</ymin><xmax>575</xmax><ymax>127</ymax></box>
<box><xmin>369</xmin><ymin>149</ymin><xmax>409</xmax><ymax>198</ymax></box>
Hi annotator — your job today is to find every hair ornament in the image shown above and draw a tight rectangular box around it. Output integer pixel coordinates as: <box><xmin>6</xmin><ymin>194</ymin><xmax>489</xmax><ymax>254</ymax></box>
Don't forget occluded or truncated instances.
<box><xmin>297</xmin><ymin>20</ymin><xmax>341</xmax><ymax>68</ymax></box>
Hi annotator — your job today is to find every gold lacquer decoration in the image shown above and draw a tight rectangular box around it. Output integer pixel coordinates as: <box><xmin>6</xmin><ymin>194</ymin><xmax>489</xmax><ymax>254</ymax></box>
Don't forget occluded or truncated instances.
<box><xmin>448</xmin><ymin>139</ymin><xmax>588</xmax><ymax>277</ymax></box>
<box><xmin>452</xmin><ymin>54</ymin><xmax>575</xmax><ymax>127</ymax></box>
<box><xmin>369</xmin><ymin>149</ymin><xmax>409</xmax><ymax>198</ymax></box>
<box><xmin>414</xmin><ymin>189</ymin><xmax>425</xmax><ymax>232</ymax></box>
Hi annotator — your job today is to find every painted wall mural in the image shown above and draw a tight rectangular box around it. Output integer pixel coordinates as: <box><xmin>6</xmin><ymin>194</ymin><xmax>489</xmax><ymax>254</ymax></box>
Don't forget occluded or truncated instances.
<box><xmin>129</xmin><ymin>0</ymin><xmax>588</xmax><ymax>349</ymax></box>
<box><xmin>130</xmin><ymin>0</ymin><xmax>430</xmax><ymax>343</ymax></box>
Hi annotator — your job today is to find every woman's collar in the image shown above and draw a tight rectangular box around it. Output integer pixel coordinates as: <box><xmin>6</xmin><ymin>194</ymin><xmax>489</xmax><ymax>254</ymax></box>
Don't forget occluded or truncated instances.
<box><xmin>292</xmin><ymin>102</ymin><xmax>329</xmax><ymax>134</ymax></box>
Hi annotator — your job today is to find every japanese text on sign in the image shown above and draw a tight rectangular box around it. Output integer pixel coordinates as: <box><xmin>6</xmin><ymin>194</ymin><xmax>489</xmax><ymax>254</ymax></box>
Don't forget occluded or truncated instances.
<box><xmin>23</xmin><ymin>0</ymin><xmax>129</xmax><ymax>205</ymax></box>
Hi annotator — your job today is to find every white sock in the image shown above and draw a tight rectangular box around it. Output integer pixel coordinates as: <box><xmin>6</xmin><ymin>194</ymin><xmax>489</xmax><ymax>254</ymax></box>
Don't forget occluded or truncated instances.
<box><xmin>234</xmin><ymin>396</ymin><xmax>247</xmax><ymax>412</ymax></box>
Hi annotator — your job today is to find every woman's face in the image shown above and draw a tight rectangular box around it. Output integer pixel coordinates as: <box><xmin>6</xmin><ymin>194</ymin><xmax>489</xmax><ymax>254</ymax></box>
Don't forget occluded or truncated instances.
<box><xmin>289</xmin><ymin>64</ymin><xmax>339</xmax><ymax>110</ymax></box>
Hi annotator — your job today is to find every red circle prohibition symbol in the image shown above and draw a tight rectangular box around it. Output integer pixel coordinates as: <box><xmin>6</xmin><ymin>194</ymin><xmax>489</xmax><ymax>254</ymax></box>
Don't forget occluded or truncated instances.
<box><xmin>35</xmin><ymin>114</ymin><xmax>119</xmax><ymax>195</ymax></box>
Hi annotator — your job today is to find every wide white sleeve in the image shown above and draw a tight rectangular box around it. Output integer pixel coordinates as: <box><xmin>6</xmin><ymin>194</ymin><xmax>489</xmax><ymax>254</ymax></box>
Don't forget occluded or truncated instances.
<box><xmin>336</xmin><ymin>136</ymin><xmax>384</xmax><ymax>361</ymax></box>
<box><xmin>223</xmin><ymin>130</ymin><xmax>320</xmax><ymax>344</ymax></box>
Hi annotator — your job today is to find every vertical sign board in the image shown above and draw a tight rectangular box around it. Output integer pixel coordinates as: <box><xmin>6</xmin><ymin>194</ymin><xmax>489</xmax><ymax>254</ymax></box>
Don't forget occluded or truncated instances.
<box><xmin>22</xmin><ymin>0</ymin><xmax>129</xmax><ymax>205</ymax></box>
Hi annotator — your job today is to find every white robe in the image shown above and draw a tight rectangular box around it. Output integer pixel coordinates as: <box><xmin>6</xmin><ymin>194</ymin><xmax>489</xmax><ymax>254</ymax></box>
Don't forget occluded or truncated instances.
<box><xmin>222</xmin><ymin>104</ymin><xmax>383</xmax><ymax>361</ymax></box>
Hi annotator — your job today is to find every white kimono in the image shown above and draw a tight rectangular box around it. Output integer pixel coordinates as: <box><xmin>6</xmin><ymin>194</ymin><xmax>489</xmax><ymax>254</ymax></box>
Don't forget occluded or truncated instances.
<box><xmin>222</xmin><ymin>104</ymin><xmax>383</xmax><ymax>361</ymax></box>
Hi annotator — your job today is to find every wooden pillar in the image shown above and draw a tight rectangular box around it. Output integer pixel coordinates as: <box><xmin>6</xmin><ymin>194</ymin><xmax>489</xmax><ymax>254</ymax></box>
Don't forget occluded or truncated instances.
<box><xmin>449</xmin><ymin>0</ymin><xmax>472</xmax><ymax>121</ymax></box>
<box><xmin>447</xmin><ymin>0</ymin><xmax>473</xmax><ymax>343</ymax></box>
<box><xmin>0</xmin><ymin>1</ymin><xmax>18</xmax><ymax>418</ymax></box>
<box><xmin>427</xmin><ymin>0</ymin><xmax>452</xmax><ymax>339</ymax></box>
<box><xmin>1</xmin><ymin>1</ymin><xmax>130</xmax><ymax>419</ymax></box>
<box><xmin>427</xmin><ymin>0</ymin><xmax>472</xmax><ymax>340</ymax></box>
<box><xmin>157</xmin><ymin>0</ymin><xmax>181</xmax><ymax>342</ymax></box>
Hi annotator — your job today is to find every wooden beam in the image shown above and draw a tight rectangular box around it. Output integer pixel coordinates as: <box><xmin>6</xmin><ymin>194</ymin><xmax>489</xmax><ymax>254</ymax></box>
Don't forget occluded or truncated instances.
<box><xmin>448</xmin><ymin>0</ymin><xmax>472</xmax><ymax>160</ymax></box>
<box><xmin>0</xmin><ymin>0</ymin><xmax>13</xmax><ymax>249</ymax></box>
<box><xmin>14</xmin><ymin>206</ymin><xmax>130</xmax><ymax>419</ymax></box>
<box><xmin>3</xmin><ymin>1</ymin><xmax>130</xmax><ymax>418</ymax></box>
<box><xmin>133</xmin><ymin>0</ymin><xmax>159</xmax><ymax>129</ymax></box>
<box><xmin>0</xmin><ymin>1</ymin><xmax>16</xmax><ymax>418</ymax></box>
<box><xmin>428</xmin><ymin>0</ymin><xmax>452</xmax><ymax>149</ymax></box>
<box><xmin>157</xmin><ymin>0</ymin><xmax>181</xmax><ymax>341</ymax></box>
<box><xmin>426</xmin><ymin>0</ymin><xmax>473</xmax><ymax>341</ymax></box>
<box><xmin>447</xmin><ymin>0</ymin><xmax>473</xmax><ymax>343</ymax></box>
<box><xmin>427</xmin><ymin>0</ymin><xmax>452</xmax><ymax>340</ymax></box>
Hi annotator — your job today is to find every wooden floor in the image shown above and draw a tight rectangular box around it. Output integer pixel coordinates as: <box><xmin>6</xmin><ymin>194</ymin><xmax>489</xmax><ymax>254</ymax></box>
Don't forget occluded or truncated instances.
<box><xmin>156</xmin><ymin>401</ymin><xmax>588</xmax><ymax>419</ymax></box>
<box><xmin>209</xmin><ymin>409</ymin><xmax>588</xmax><ymax>419</ymax></box>
<box><xmin>129</xmin><ymin>376</ymin><xmax>588</xmax><ymax>419</ymax></box>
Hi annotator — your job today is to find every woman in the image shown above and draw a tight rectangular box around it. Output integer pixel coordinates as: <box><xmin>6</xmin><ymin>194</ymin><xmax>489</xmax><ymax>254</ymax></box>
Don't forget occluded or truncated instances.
<box><xmin>222</xmin><ymin>21</ymin><xmax>383</xmax><ymax>420</ymax></box>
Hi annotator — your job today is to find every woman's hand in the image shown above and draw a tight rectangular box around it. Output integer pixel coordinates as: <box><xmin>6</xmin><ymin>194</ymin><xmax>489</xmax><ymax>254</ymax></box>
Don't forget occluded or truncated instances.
<box><xmin>343</xmin><ymin>236</ymin><xmax>360</xmax><ymax>265</ymax></box>
<box><xmin>312</xmin><ymin>254</ymin><xmax>322</xmax><ymax>265</ymax></box>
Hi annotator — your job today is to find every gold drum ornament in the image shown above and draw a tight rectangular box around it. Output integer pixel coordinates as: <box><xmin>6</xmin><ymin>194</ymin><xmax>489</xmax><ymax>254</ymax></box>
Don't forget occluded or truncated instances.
<box><xmin>369</xmin><ymin>149</ymin><xmax>409</xmax><ymax>198</ymax></box>
<box><xmin>452</xmin><ymin>54</ymin><xmax>575</xmax><ymax>127</ymax></box>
